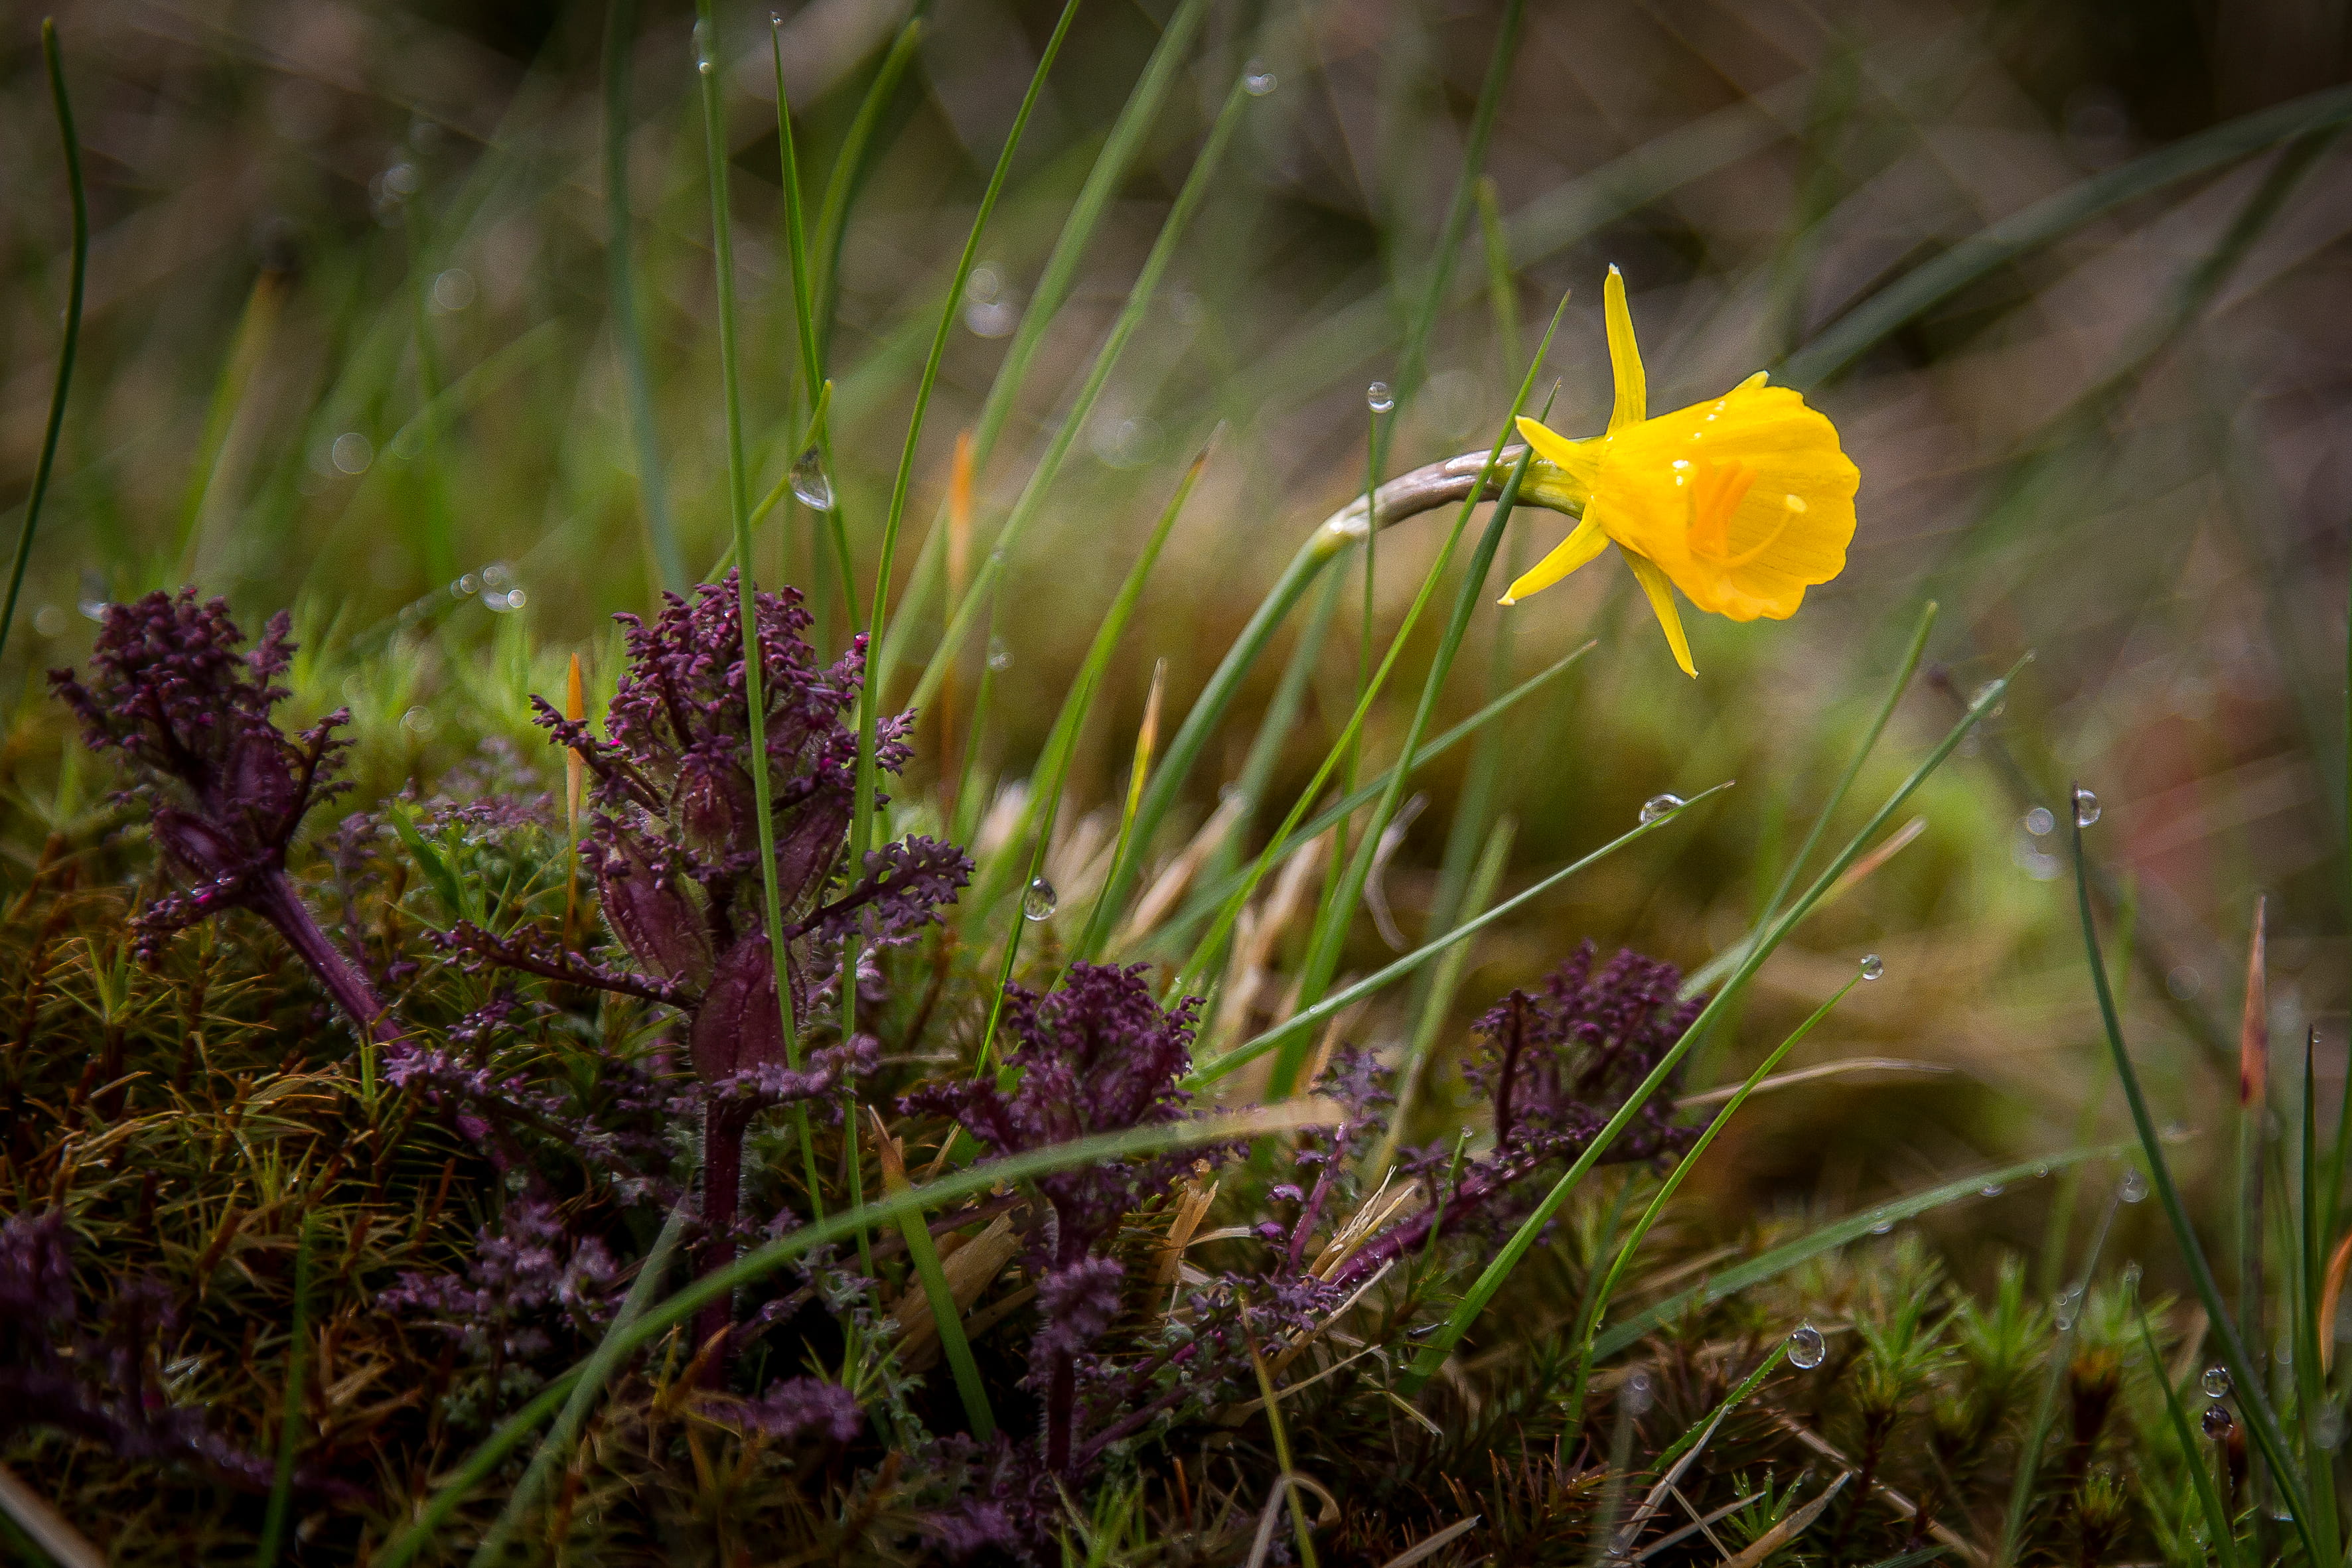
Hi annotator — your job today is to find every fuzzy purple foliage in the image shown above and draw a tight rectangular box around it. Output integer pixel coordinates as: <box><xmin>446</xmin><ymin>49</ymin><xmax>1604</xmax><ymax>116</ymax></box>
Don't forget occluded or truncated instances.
<box><xmin>740</xmin><ymin>1375</ymin><xmax>865</xmax><ymax>1445</ymax></box>
<box><xmin>380</xmin><ymin>1196</ymin><xmax>619</xmax><ymax>1370</ymax></box>
<box><xmin>0</xmin><ymin>1210</ymin><xmax>271</xmax><ymax>1486</ymax></box>
<box><xmin>50</xmin><ymin>590</ymin><xmax>390</xmax><ymax>1036</ymax></box>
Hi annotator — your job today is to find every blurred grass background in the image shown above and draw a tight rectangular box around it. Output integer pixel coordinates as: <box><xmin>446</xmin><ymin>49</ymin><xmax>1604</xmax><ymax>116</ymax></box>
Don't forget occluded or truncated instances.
<box><xmin>3</xmin><ymin>0</ymin><xmax>2349</xmax><ymax>1285</ymax></box>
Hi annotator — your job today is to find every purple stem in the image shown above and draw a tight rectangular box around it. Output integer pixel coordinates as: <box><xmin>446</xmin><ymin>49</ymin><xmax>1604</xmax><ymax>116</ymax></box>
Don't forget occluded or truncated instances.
<box><xmin>248</xmin><ymin>871</ymin><xmax>395</xmax><ymax>1042</ymax></box>
<box><xmin>696</xmin><ymin>1101</ymin><xmax>747</xmax><ymax>1380</ymax></box>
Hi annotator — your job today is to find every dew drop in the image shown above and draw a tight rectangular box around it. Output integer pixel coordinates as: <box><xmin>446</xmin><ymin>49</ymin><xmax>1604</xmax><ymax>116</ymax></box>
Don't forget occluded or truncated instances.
<box><xmin>2119</xmin><ymin>1168</ymin><xmax>2148</xmax><ymax>1203</ymax></box>
<box><xmin>1366</xmin><ymin>380</ymin><xmax>1395</xmax><ymax>414</ymax></box>
<box><xmin>400</xmin><ymin>706</ymin><xmax>437</xmax><ymax>737</ymax></box>
<box><xmin>1783</xmin><ymin>493</ymin><xmax>1807</xmax><ymax>512</ymax></box>
<box><xmin>986</xmin><ymin>638</ymin><xmax>1012</xmax><ymax>672</ymax></box>
<box><xmin>1622</xmin><ymin>1370</ymin><xmax>1655</xmax><ymax>1415</ymax></box>
<box><xmin>481</xmin><ymin>561</ymin><xmax>514</xmax><ymax>590</ymax></box>
<box><xmin>1859</xmin><ymin>954</ymin><xmax>1884</xmax><ymax>981</ymax></box>
<box><xmin>1869</xmin><ymin>1220</ymin><xmax>1894</xmax><ymax>1236</ymax></box>
<box><xmin>2120</xmin><ymin>1261</ymin><xmax>2143</xmax><ymax>1291</ymax></box>
<box><xmin>1787</xmin><ymin>1324</ymin><xmax>1826</xmax><ymax>1369</ymax></box>
<box><xmin>2201</xmin><ymin>1365</ymin><xmax>2232</xmax><ymax>1398</ymax></box>
<box><xmin>2023</xmin><ymin>806</ymin><xmax>2055</xmax><ymax>836</ymax></box>
<box><xmin>1639</xmin><ymin>793</ymin><xmax>1684</xmax><ymax>824</ymax></box>
<box><xmin>1969</xmin><ymin>680</ymin><xmax>2007</xmax><ymax>717</ymax></box>
<box><xmin>2071</xmin><ymin>787</ymin><xmax>2100</xmax><ymax>827</ymax></box>
<box><xmin>1980</xmin><ymin>1182</ymin><xmax>2005</xmax><ymax>1197</ymax></box>
<box><xmin>1243</xmin><ymin>60</ymin><xmax>1277</xmax><ymax>95</ymax></box>
<box><xmin>453</xmin><ymin>573</ymin><xmax>480</xmax><ymax>598</ymax></box>
<box><xmin>331</xmin><ymin>431</ymin><xmax>374</xmax><ymax>474</ymax></box>
<box><xmin>2203</xmin><ymin>1403</ymin><xmax>2235</xmax><ymax>1439</ymax></box>
<box><xmin>2053</xmin><ymin>1287</ymin><xmax>2081</xmax><ymax>1329</ymax></box>
<box><xmin>790</xmin><ymin>447</ymin><xmax>835</xmax><ymax>511</ymax></box>
<box><xmin>1023</xmin><ymin>877</ymin><xmax>1058</xmax><ymax>921</ymax></box>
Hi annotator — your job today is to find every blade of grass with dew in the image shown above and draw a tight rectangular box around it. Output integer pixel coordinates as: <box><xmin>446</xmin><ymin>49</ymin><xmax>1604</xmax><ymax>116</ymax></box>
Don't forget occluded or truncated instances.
<box><xmin>601</xmin><ymin>0</ymin><xmax>682</xmax><ymax>597</ymax></box>
<box><xmin>771</xmin><ymin>21</ymin><xmax>855</xmax><ymax>619</ymax></box>
<box><xmin>970</xmin><ymin>451</ymin><xmax>1207</xmax><ymax>1073</ymax></box>
<box><xmin>1593</xmin><ymin>1143</ymin><xmax>2132</xmax><ymax>1362</ymax></box>
<box><xmin>1781</xmin><ymin>83</ymin><xmax>2352</xmax><ymax>389</ymax></box>
<box><xmin>253</xmin><ymin>1209</ymin><xmax>316</xmax><ymax>1568</ymax></box>
<box><xmin>1163</xmin><ymin>304</ymin><xmax>1572</xmax><ymax>1004</ymax></box>
<box><xmin>869</xmin><ymin>1108</ymin><xmax>994</xmax><ymax>1439</ymax></box>
<box><xmin>1682</xmin><ymin>601</ymin><xmax>1937</xmax><ymax>1000</ymax></box>
<box><xmin>372</xmin><ymin>1100</ymin><xmax>1339</xmax><ymax>1568</ymax></box>
<box><xmin>1398</xmin><ymin>660</ymin><xmax>2029</xmax><ymax>1395</ymax></box>
<box><xmin>696</xmin><ymin>2</ymin><xmax>822</xmax><ymax>1224</ymax></box>
<box><xmin>1564</xmin><ymin>975</ymin><xmax>1862</xmax><ymax>1432</ymax></box>
<box><xmin>1</xmin><ymin>20</ymin><xmax>86</xmax><ymax>668</ymax></box>
<box><xmin>1154</xmin><ymin>644</ymin><xmax>1592</xmax><ymax>962</ymax></box>
<box><xmin>871</xmin><ymin>0</ymin><xmax>1211</xmax><ymax>694</ymax></box>
<box><xmin>1368</xmin><ymin>816</ymin><xmax>1514</xmax><ymax>1177</ymax></box>
<box><xmin>846</xmin><ymin>0</ymin><xmax>1086</xmax><ymax>1066</ymax></box>
<box><xmin>1195</xmin><ymin>781</ymin><xmax>1735</xmax><ymax>1090</ymax></box>
<box><xmin>2136</xmin><ymin>1299</ymin><xmax>2243</xmax><ymax>1568</ymax></box>
<box><xmin>2067</xmin><ymin>805</ymin><xmax>2321</xmax><ymax>1558</ymax></box>
<box><xmin>1274</xmin><ymin>431</ymin><xmax>1546</xmax><ymax>1092</ymax></box>
<box><xmin>904</xmin><ymin>71</ymin><xmax>1256</xmax><ymax>724</ymax></box>
<box><xmin>1658</xmin><ymin>1344</ymin><xmax>1789</xmax><ymax>1473</ymax></box>
<box><xmin>468</xmin><ymin>1202</ymin><xmax>689</xmax><ymax>1567</ymax></box>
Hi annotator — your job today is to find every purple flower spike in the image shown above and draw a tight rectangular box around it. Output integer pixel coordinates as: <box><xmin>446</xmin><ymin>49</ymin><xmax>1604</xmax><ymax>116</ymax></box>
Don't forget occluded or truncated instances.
<box><xmin>903</xmin><ymin>963</ymin><xmax>1203</xmax><ymax>1476</ymax></box>
<box><xmin>52</xmin><ymin>590</ymin><xmax>391</xmax><ymax>1040</ymax></box>
<box><xmin>740</xmin><ymin>1374</ymin><xmax>864</xmax><ymax>1445</ymax></box>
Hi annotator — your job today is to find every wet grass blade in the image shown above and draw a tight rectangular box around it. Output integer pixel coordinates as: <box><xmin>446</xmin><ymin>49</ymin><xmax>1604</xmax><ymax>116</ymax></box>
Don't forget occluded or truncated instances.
<box><xmin>1682</xmin><ymin>601</ymin><xmax>1936</xmax><ymax>999</ymax></box>
<box><xmin>2067</xmin><ymin>804</ymin><xmax>2320</xmax><ymax>1558</ymax></box>
<box><xmin>1</xmin><ymin>20</ymin><xmax>87</xmax><ymax>669</ymax></box>
<box><xmin>2136</xmin><ymin>1298</ymin><xmax>2242</xmax><ymax>1568</ymax></box>
<box><xmin>1193</xmin><ymin>781</ymin><xmax>1734</xmax><ymax>1090</ymax></box>
<box><xmin>1782</xmin><ymin>84</ymin><xmax>2352</xmax><ymax>388</ymax></box>
<box><xmin>1593</xmin><ymin>1143</ymin><xmax>2129</xmax><ymax>1361</ymax></box>
<box><xmin>467</xmin><ymin>1202</ymin><xmax>690</xmax><ymax>1567</ymax></box>
<box><xmin>1399</xmin><ymin>660</ymin><xmax>2028</xmax><ymax>1395</ymax></box>
<box><xmin>906</xmin><ymin>72</ymin><xmax>1256</xmax><ymax>721</ymax></box>
<box><xmin>601</xmin><ymin>0</ymin><xmax>683</xmax><ymax>597</ymax></box>
<box><xmin>371</xmin><ymin>1100</ymin><xmax>1340</xmax><ymax>1568</ymax></box>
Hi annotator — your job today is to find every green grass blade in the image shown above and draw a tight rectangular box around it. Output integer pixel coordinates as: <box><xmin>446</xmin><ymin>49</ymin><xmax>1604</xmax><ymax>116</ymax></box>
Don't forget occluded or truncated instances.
<box><xmin>1399</xmin><ymin>660</ymin><xmax>2028</xmax><ymax>1395</ymax></box>
<box><xmin>697</xmin><ymin>3</ymin><xmax>820</xmax><ymax>1224</ymax></box>
<box><xmin>871</xmin><ymin>0</ymin><xmax>1211</xmax><ymax>695</ymax></box>
<box><xmin>1658</xmin><ymin>1343</ymin><xmax>1788</xmax><ymax>1473</ymax></box>
<box><xmin>2136</xmin><ymin>1299</ymin><xmax>2242</xmax><ymax>1568</ymax></box>
<box><xmin>971</xmin><ymin>450</ymin><xmax>1207</xmax><ymax>1072</ymax></box>
<box><xmin>2</xmin><ymin>21</ymin><xmax>87</xmax><ymax>670</ymax></box>
<box><xmin>905</xmin><ymin>72</ymin><xmax>1256</xmax><ymax>722</ymax></box>
<box><xmin>1193</xmin><ymin>781</ymin><xmax>1733</xmax><ymax>1090</ymax></box>
<box><xmin>1157</xmin><ymin>644</ymin><xmax>1592</xmax><ymax>960</ymax></box>
<box><xmin>1592</xmin><ymin>1143</ymin><xmax>2131</xmax><ymax>1362</ymax></box>
<box><xmin>874</xmin><ymin>1115</ymin><xmax>995</xmax><ymax>1440</ymax></box>
<box><xmin>370</xmin><ymin>1101</ymin><xmax>1338</xmax><ymax>1568</ymax></box>
<box><xmin>812</xmin><ymin>15</ymin><xmax>926</xmax><ymax>371</ymax></box>
<box><xmin>1781</xmin><ymin>84</ymin><xmax>2352</xmax><ymax>388</ymax></box>
<box><xmin>468</xmin><ymin>1203</ymin><xmax>690</xmax><ymax>1567</ymax></box>
<box><xmin>254</xmin><ymin>1208</ymin><xmax>317</xmax><ymax>1568</ymax></box>
<box><xmin>2067</xmin><ymin>805</ymin><xmax>2320</xmax><ymax>1557</ymax></box>
<box><xmin>601</xmin><ymin>0</ymin><xmax>683</xmax><ymax>597</ymax></box>
<box><xmin>1564</xmin><ymin>975</ymin><xmax>1860</xmax><ymax>1430</ymax></box>
<box><xmin>1368</xmin><ymin>815</ymin><xmax>1515</xmax><ymax>1178</ymax></box>
<box><xmin>1682</xmin><ymin>601</ymin><xmax>1937</xmax><ymax>1000</ymax></box>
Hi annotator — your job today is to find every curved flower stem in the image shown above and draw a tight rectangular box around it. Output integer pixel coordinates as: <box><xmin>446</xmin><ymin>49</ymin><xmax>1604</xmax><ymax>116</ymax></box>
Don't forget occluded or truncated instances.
<box><xmin>248</xmin><ymin>873</ymin><xmax>394</xmax><ymax>1043</ymax></box>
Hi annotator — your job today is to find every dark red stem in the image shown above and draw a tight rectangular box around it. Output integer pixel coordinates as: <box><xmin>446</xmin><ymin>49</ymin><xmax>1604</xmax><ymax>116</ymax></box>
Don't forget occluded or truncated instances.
<box><xmin>696</xmin><ymin>1100</ymin><xmax>747</xmax><ymax>1379</ymax></box>
<box><xmin>249</xmin><ymin>871</ymin><xmax>395</xmax><ymax>1042</ymax></box>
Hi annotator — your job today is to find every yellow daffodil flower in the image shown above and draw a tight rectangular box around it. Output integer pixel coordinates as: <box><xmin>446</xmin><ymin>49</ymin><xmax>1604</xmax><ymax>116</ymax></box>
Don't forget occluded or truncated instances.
<box><xmin>1501</xmin><ymin>267</ymin><xmax>1858</xmax><ymax>676</ymax></box>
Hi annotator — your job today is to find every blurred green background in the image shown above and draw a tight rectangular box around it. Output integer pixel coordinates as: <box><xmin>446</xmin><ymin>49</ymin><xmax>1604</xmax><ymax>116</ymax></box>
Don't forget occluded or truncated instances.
<box><xmin>3</xmin><ymin>0</ymin><xmax>2349</xmax><ymax>1278</ymax></box>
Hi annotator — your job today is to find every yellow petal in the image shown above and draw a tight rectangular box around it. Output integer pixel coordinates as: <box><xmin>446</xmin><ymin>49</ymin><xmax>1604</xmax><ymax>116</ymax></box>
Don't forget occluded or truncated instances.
<box><xmin>1499</xmin><ymin>511</ymin><xmax>1609</xmax><ymax>605</ymax></box>
<box><xmin>1514</xmin><ymin>416</ymin><xmax>1584</xmax><ymax>471</ymax></box>
<box><xmin>1603</xmin><ymin>266</ymin><xmax>1647</xmax><ymax>433</ymax></box>
<box><xmin>1623</xmin><ymin>549</ymin><xmax>1696</xmax><ymax>677</ymax></box>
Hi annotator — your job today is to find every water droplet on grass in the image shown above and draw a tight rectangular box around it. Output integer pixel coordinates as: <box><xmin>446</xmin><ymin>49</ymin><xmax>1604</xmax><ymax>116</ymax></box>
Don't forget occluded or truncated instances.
<box><xmin>1366</xmin><ymin>380</ymin><xmax>1394</xmax><ymax>413</ymax></box>
<box><xmin>2201</xmin><ymin>1365</ymin><xmax>2232</xmax><ymax>1398</ymax></box>
<box><xmin>2054</xmin><ymin>1287</ymin><xmax>2081</xmax><ymax>1328</ymax></box>
<box><xmin>790</xmin><ymin>447</ymin><xmax>834</xmax><ymax>510</ymax></box>
<box><xmin>1969</xmin><ymin>680</ymin><xmax>2006</xmax><ymax>717</ymax></box>
<box><xmin>1787</xmin><ymin>1324</ymin><xmax>1826</xmax><ymax>1368</ymax></box>
<box><xmin>1023</xmin><ymin>878</ymin><xmax>1057</xmax><ymax>920</ymax></box>
<box><xmin>2072</xmin><ymin>787</ymin><xmax>2100</xmax><ymax>826</ymax></box>
<box><xmin>1639</xmin><ymin>794</ymin><xmax>1684</xmax><ymax>824</ymax></box>
<box><xmin>987</xmin><ymin>639</ymin><xmax>1011</xmax><ymax>672</ymax></box>
<box><xmin>1859</xmin><ymin>954</ymin><xmax>1883</xmax><ymax>981</ymax></box>
<box><xmin>332</xmin><ymin>431</ymin><xmax>374</xmax><ymax>474</ymax></box>
<box><xmin>2203</xmin><ymin>1403</ymin><xmax>2235</xmax><ymax>1439</ymax></box>
<box><xmin>1980</xmin><ymin>1182</ymin><xmax>2004</xmax><ymax>1197</ymax></box>
<box><xmin>1622</xmin><ymin>1370</ymin><xmax>1654</xmax><ymax>1414</ymax></box>
<box><xmin>2120</xmin><ymin>1169</ymin><xmax>2148</xmax><ymax>1202</ymax></box>
<box><xmin>1244</xmin><ymin>60</ymin><xmax>1277</xmax><ymax>95</ymax></box>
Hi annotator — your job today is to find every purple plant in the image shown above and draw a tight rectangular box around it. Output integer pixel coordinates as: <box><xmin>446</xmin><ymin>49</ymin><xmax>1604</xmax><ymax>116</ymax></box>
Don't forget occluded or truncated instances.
<box><xmin>50</xmin><ymin>590</ymin><xmax>389</xmax><ymax>1038</ymax></box>
<box><xmin>381</xmin><ymin>1196</ymin><xmax>621</xmax><ymax>1383</ymax></box>
<box><xmin>740</xmin><ymin>1374</ymin><xmax>865</xmax><ymax>1445</ymax></box>
<box><xmin>903</xmin><ymin>963</ymin><xmax>1203</xmax><ymax>1477</ymax></box>
<box><xmin>0</xmin><ymin>1209</ymin><xmax>269</xmax><ymax>1486</ymax></box>
<box><xmin>446</xmin><ymin>575</ymin><xmax>968</xmax><ymax>1354</ymax></box>
<box><xmin>1329</xmin><ymin>942</ymin><xmax>1704</xmax><ymax>1289</ymax></box>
